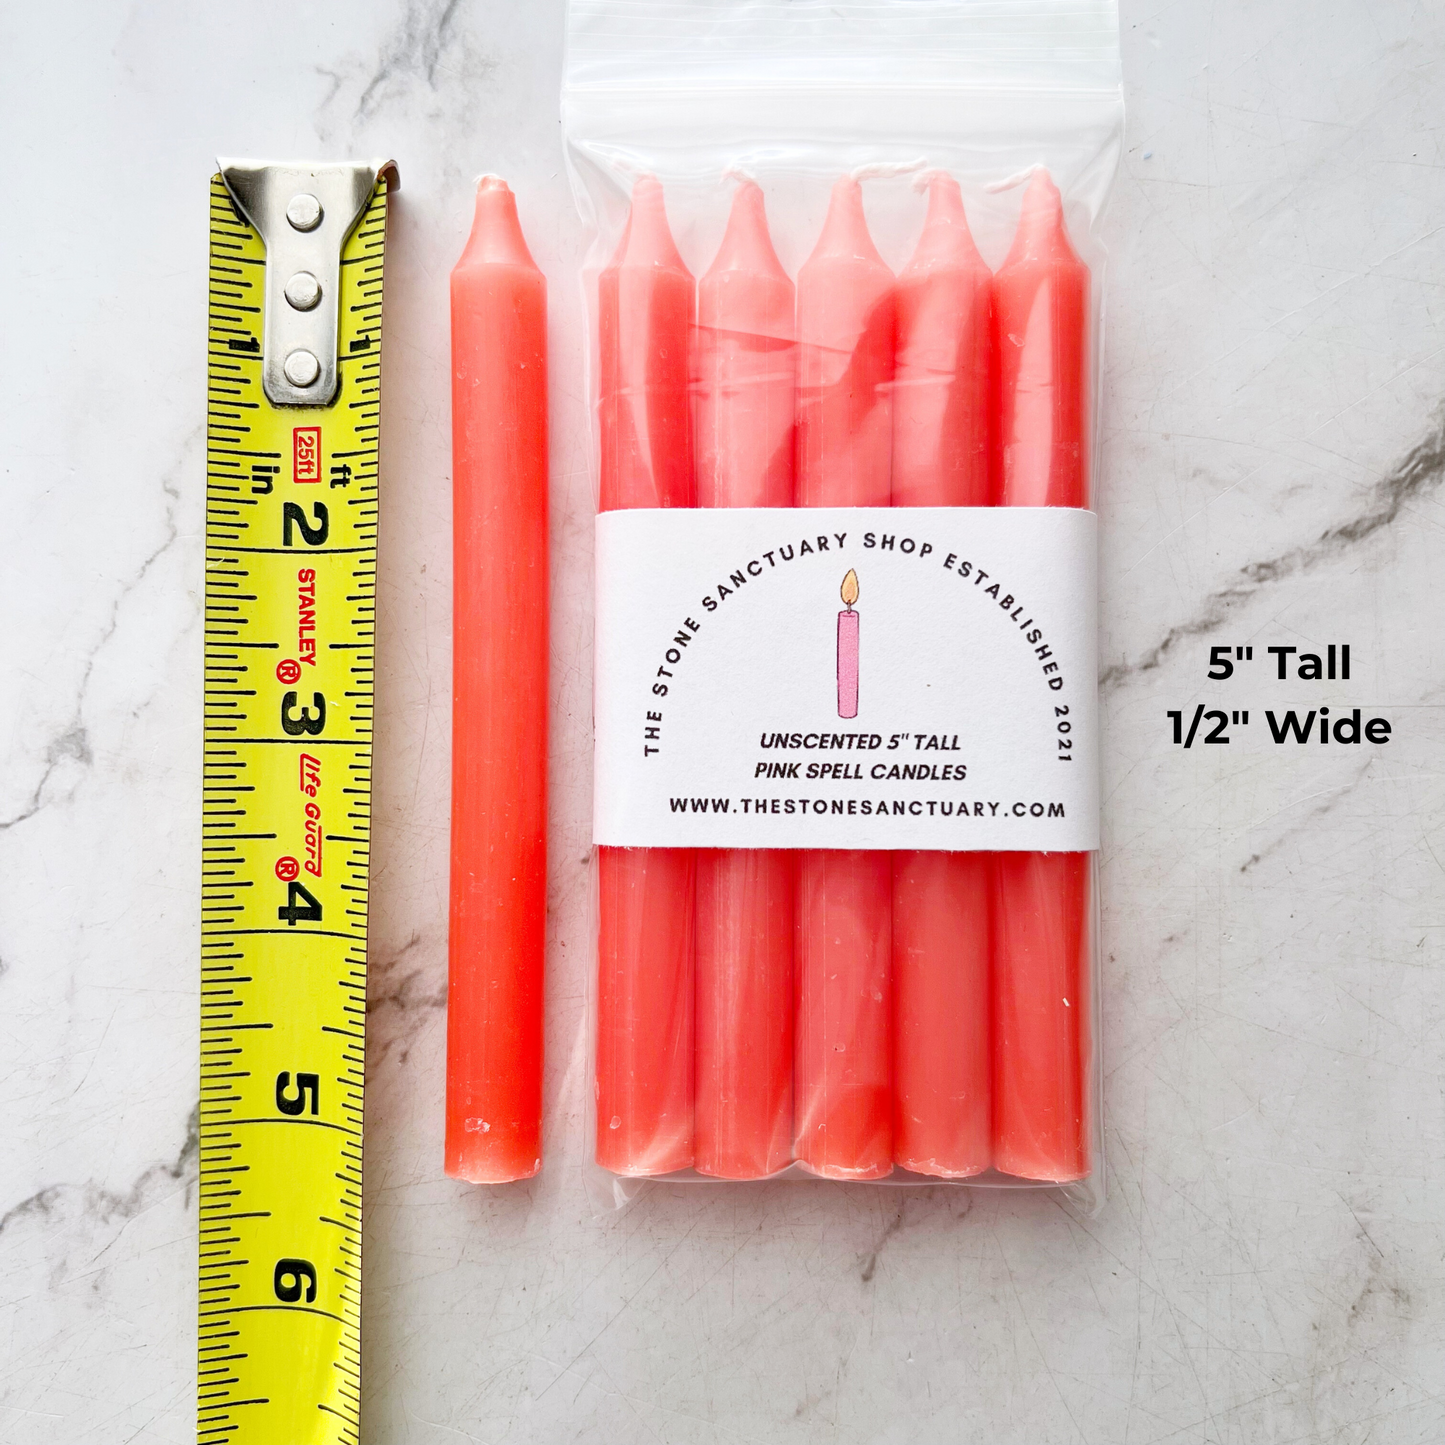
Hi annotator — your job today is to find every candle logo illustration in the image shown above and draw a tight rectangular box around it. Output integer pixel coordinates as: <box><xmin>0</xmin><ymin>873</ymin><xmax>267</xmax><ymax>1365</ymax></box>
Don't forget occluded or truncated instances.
<box><xmin>837</xmin><ymin>568</ymin><xmax>860</xmax><ymax>719</ymax></box>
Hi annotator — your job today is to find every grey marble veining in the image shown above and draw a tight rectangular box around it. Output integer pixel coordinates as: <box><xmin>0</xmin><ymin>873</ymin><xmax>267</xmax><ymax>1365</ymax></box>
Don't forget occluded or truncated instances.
<box><xmin>1</xmin><ymin>2</ymin><xmax>1442</xmax><ymax>1442</ymax></box>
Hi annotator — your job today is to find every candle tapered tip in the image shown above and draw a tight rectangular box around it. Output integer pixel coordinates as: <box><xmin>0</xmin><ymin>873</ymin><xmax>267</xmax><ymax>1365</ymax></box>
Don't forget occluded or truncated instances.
<box><xmin>808</xmin><ymin>175</ymin><xmax>889</xmax><ymax>270</ymax></box>
<box><xmin>926</xmin><ymin>172</ymin><xmax>967</xmax><ymax>223</ymax></box>
<box><xmin>1002</xmin><ymin>167</ymin><xmax>1079</xmax><ymax>267</ymax></box>
<box><xmin>608</xmin><ymin>173</ymin><xmax>690</xmax><ymax>276</ymax></box>
<box><xmin>903</xmin><ymin>171</ymin><xmax>988</xmax><ymax>275</ymax></box>
<box><xmin>455</xmin><ymin>174</ymin><xmax>538</xmax><ymax>270</ymax></box>
<box><xmin>705</xmin><ymin>179</ymin><xmax>788</xmax><ymax>283</ymax></box>
<box><xmin>1019</xmin><ymin>168</ymin><xmax>1064</xmax><ymax>224</ymax></box>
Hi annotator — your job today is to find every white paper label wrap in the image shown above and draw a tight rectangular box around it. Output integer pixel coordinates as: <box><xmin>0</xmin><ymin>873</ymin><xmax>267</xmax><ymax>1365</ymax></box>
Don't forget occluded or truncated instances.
<box><xmin>594</xmin><ymin>507</ymin><xmax>1099</xmax><ymax>852</ymax></box>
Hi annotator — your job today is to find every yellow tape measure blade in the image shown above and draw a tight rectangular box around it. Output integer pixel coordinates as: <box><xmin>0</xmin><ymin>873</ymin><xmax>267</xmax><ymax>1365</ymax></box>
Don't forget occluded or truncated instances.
<box><xmin>200</xmin><ymin>167</ymin><xmax>389</xmax><ymax>1445</ymax></box>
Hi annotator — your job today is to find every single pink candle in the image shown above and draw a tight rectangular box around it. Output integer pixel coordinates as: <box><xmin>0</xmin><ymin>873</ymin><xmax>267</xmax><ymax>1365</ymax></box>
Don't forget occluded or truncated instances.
<box><xmin>992</xmin><ymin>169</ymin><xmax>1092</xmax><ymax>1183</ymax></box>
<box><xmin>595</xmin><ymin>175</ymin><xmax>697</xmax><ymax>1177</ymax></box>
<box><xmin>794</xmin><ymin>176</ymin><xmax>894</xmax><ymax>1180</ymax></box>
<box><xmin>446</xmin><ymin>176</ymin><xmax>548</xmax><ymax>1184</ymax></box>
<box><xmin>836</xmin><ymin>569</ymin><xmax>859</xmax><ymax>719</ymax></box>
<box><xmin>890</xmin><ymin>173</ymin><xmax>994</xmax><ymax>1179</ymax></box>
<box><xmin>694</xmin><ymin>179</ymin><xmax>796</xmax><ymax>1180</ymax></box>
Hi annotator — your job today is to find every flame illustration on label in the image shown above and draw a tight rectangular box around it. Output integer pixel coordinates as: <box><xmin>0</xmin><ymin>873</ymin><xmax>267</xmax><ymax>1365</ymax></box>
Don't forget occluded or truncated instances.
<box><xmin>837</xmin><ymin>569</ymin><xmax>860</xmax><ymax>718</ymax></box>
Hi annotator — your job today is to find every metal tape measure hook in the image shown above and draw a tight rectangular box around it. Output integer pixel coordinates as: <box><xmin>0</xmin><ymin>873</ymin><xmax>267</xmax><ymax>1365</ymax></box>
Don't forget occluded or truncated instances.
<box><xmin>218</xmin><ymin>158</ymin><xmax>398</xmax><ymax>408</ymax></box>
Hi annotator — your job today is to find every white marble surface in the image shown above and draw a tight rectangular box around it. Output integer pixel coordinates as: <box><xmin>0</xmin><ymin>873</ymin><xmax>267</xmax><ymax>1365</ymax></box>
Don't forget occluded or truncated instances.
<box><xmin>2</xmin><ymin>2</ymin><xmax>1443</xmax><ymax>1442</ymax></box>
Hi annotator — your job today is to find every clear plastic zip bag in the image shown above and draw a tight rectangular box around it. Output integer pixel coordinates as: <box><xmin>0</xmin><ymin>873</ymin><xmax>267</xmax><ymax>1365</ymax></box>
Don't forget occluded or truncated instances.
<box><xmin>564</xmin><ymin>0</ymin><xmax>1122</xmax><ymax>1212</ymax></box>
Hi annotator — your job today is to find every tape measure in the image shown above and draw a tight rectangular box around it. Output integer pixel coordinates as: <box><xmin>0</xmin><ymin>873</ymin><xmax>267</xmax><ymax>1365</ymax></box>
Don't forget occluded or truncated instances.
<box><xmin>199</xmin><ymin>158</ymin><xmax>396</xmax><ymax>1445</ymax></box>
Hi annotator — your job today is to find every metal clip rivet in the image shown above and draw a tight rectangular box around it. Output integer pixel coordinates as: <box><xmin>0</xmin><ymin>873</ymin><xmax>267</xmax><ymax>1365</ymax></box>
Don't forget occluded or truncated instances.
<box><xmin>284</xmin><ymin>271</ymin><xmax>322</xmax><ymax>311</ymax></box>
<box><xmin>286</xmin><ymin>194</ymin><xmax>323</xmax><ymax>232</ymax></box>
<box><xmin>283</xmin><ymin>349</ymin><xmax>321</xmax><ymax>387</ymax></box>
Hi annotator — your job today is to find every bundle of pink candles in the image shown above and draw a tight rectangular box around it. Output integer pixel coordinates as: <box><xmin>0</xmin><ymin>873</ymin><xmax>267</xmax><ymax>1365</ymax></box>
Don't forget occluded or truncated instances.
<box><xmin>594</xmin><ymin>168</ymin><xmax>1094</xmax><ymax>1185</ymax></box>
